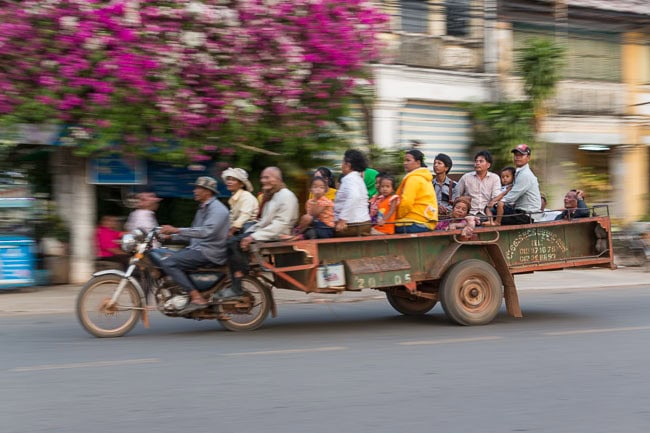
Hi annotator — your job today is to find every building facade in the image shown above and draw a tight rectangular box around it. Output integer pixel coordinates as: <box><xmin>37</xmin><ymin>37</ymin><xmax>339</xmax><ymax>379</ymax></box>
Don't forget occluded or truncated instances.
<box><xmin>497</xmin><ymin>0</ymin><xmax>650</xmax><ymax>221</ymax></box>
<box><xmin>371</xmin><ymin>0</ymin><xmax>650</xmax><ymax>221</ymax></box>
<box><xmin>371</xmin><ymin>0</ymin><xmax>498</xmax><ymax>174</ymax></box>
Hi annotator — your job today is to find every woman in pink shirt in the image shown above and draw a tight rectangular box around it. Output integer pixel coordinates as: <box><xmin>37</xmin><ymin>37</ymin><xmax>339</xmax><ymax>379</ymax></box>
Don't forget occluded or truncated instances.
<box><xmin>96</xmin><ymin>215</ymin><xmax>129</xmax><ymax>269</ymax></box>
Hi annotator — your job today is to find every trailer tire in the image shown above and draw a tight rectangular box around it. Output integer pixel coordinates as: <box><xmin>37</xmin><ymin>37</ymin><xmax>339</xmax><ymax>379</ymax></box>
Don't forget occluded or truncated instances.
<box><xmin>440</xmin><ymin>259</ymin><xmax>503</xmax><ymax>326</ymax></box>
<box><xmin>386</xmin><ymin>289</ymin><xmax>437</xmax><ymax>315</ymax></box>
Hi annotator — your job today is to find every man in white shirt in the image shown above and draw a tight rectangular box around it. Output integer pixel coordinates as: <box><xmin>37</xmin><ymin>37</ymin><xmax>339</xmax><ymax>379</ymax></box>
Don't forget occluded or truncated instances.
<box><xmin>219</xmin><ymin>166</ymin><xmax>299</xmax><ymax>302</ymax></box>
<box><xmin>125</xmin><ymin>192</ymin><xmax>161</xmax><ymax>233</ymax></box>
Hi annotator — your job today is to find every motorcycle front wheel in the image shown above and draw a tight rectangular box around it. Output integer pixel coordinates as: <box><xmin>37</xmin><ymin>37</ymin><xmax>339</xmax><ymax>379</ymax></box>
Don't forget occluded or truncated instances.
<box><xmin>76</xmin><ymin>275</ymin><xmax>142</xmax><ymax>338</ymax></box>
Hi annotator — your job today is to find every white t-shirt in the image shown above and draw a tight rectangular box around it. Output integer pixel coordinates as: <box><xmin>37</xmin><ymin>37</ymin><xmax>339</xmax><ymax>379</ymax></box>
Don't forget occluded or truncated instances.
<box><xmin>334</xmin><ymin>171</ymin><xmax>370</xmax><ymax>223</ymax></box>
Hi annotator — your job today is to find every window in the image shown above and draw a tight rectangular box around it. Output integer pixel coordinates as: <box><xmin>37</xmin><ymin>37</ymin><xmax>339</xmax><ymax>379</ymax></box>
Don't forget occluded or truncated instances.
<box><xmin>565</xmin><ymin>35</ymin><xmax>621</xmax><ymax>82</ymax></box>
<box><xmin>446</xmin><ymin>0</ymin><xmax>469</xmax><ymax>37</ymax></box>
<box><xmin>400</xmin><ymin>0</ymin><xmax>429</xmax><ymax>33</ymax></box>
<box><xmin>513</xmin><ymin>25</ymin><xmax>621</xmax><ymax>82</ymax></box>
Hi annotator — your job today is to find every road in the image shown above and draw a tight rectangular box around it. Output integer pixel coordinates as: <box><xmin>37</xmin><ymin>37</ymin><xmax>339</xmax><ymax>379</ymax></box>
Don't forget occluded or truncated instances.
<box><xmin>2</xmin><ymin>286</ymin><xmax>650</xmax><ymax>433</ymax></box>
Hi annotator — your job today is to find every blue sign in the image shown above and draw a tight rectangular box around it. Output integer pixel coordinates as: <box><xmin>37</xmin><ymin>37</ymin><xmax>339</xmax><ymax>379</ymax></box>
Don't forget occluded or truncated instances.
<box><xmin>147</xmin><ymin>162</ymin><xmax>229</xmax><ymax>199</ymax></box>
<box><xmin>88</xmin><ymin>154</ymin><xmax>147</xmax><ymax>185</ymax></box>
<box><xmin>0</xmin><ymin>235</ymin><xmax>35</xmax><ymax>289</ymax></box>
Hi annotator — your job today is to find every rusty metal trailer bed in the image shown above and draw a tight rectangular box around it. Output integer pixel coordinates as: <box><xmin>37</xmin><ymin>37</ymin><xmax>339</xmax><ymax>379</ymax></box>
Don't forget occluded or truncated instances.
<box><xmin>252</xmin><ymin>214</ymin><xmax>613</xmax><ymax>327</ymax></box>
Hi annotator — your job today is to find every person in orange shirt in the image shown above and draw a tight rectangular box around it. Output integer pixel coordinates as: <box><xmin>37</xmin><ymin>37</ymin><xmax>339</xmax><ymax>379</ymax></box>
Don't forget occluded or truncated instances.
<box><xmin>290</xmin><ymin>176</ymin><xmax>335</xmax><ymax>239</ymax></box>
<box><xmin>308</xmin><ymin>166</ymin><xmax>337</xmax><ymax>201</ymax></box>
<box><xmin>370</xmin><ymin>174</ymin><xmax>400</xmax><ymax>235</ymax></box>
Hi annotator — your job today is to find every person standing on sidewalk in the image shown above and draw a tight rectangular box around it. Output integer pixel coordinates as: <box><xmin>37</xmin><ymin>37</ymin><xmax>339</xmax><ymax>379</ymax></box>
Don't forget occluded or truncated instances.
<box><xmin>96</xmin><ymin>215</ymin><xmax>129</xmax><ymax>269</ymax></box>
<box><xmin>125</xmin><ymin>192</ymin><xmax>161</xmax><ymax>233</ymax></box>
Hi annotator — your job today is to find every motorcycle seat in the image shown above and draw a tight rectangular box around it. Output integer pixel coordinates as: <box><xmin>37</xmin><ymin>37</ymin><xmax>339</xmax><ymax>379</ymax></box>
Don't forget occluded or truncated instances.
<box><xmin>192</xmin><ymin>266</ymin><xmax>228</xmax><ymax>273</ymax></box>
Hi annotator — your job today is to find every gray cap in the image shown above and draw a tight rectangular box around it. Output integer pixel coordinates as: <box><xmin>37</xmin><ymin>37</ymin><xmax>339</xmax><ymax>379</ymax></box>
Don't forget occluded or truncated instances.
<box><xmin>190</xmin><ymin>176</ymin><xmax>218</xmax><ymax>194</ymax></box>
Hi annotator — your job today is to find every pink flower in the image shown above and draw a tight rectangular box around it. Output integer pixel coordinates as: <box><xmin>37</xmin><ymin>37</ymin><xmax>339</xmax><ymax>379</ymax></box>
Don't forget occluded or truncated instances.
<box><xmin>0</xmin><ymin>0</ymin><xmax>387</xmax><ymax>157</ymax></box>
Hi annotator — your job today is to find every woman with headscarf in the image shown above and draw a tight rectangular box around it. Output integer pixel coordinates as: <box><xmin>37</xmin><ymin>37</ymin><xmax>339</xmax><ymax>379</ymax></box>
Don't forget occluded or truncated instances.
<box><xmin>222</xmin><ymin>167</ymin><xmax>259</xmax><ymax>237</ymax></box>
<box><xmin>394</xmin><ymin>149</ymin><xmax>438</xmax><ymax>233</ymax></box>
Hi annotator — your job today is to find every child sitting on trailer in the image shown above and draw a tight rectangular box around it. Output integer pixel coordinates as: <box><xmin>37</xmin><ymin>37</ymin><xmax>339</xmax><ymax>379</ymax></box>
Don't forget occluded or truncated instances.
<box><xmin>369</xmin><ymin>174</ymin><xmax>400</xmax><ymax>235</ymax></box>
<box><xmin>485</xmin><ymin>166</ymin><xmax>515</xmax><ymax>226</ymax></box>
<box><xmin>288</xmin><ymin>176</ymin><xmax>335</xmax><ymax>240</ymax></box>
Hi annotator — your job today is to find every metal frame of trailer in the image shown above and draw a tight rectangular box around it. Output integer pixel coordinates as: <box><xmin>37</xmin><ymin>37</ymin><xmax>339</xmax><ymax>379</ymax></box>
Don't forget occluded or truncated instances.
<box><xmin>252</xmin><ymin>213</ymin><xmax>614</xmax><ymax>325</ymax></box>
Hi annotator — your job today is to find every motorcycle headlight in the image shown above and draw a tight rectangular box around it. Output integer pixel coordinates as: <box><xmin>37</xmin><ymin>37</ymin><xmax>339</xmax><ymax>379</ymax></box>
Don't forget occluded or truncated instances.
<box><xmin>121</xmin><ymin>233</ymin><xmax>137</xmax><ymax>253</ymax></box>
<box><xmin>131</xmin><ymin>228</ymin><xmax>146</xmax><ymax>242</ymax></box>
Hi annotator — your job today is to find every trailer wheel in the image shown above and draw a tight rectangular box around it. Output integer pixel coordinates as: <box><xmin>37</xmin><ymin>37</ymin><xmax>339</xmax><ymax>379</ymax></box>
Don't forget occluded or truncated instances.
<box><xmin>440</xmin><ymin>259</ymin><xmax>503</xmax><ymax>326</ymax></box>
<box><xmin>386</xmin><ymin>289</ymin><xmax>437</xmax><ymax>315</ymax></box>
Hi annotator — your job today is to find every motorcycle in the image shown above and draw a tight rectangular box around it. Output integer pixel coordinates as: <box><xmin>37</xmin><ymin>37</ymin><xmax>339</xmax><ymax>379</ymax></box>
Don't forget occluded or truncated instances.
<box><xmin>76</xmin><ymin>227</ymin><xmax>273</xmax><ymax>338</ymax></box>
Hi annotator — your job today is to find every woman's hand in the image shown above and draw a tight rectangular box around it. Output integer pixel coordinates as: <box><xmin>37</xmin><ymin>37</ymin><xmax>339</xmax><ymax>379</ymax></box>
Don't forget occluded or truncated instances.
<box><xmin>335</xmin><ymin>220</ymin><xmax>348</xmax><ymax>232</ymax></box>
<box><xmin>461</xmin><ymin>226</ymin><xmax>474</xmax><ymax>238</ymax></box>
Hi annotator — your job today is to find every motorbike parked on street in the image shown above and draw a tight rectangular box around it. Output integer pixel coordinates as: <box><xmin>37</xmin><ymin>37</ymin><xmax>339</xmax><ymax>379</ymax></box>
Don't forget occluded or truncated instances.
<box><xmin>76</xmin><ymin>227</ymin><xmax>272</xmax><ymax>338</ymax></box>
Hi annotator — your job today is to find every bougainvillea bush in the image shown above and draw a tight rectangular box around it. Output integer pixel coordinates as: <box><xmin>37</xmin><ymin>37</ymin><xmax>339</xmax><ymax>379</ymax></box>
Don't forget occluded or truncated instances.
<box><xmin>0</xmin><ymin>0</ymin><xmax>387</xmax><ymax>162</ymax></box>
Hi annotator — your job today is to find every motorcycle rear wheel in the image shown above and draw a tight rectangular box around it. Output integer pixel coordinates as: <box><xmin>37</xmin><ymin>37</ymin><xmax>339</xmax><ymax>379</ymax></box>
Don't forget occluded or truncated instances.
<box><xmin>218</xmin><ymin>276</ymin><xmax>271</xmax><ymax>331</ymax></box>
<box><xmin>76</xmin><ymin>275</ymin><xmax>142</xmax><ymax>338</ymax></box>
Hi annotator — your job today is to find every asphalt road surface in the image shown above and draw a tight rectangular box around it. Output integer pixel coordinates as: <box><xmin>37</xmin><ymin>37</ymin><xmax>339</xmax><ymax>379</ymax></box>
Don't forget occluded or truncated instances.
<box><xmin>2</xmin><ymin>286</ymin><xmax>650</xmax><ymax>433</ymax></box>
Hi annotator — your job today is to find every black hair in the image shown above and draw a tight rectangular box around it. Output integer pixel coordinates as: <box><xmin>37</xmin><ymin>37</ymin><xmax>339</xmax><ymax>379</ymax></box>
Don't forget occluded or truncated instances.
<box><xmin>343</xmin><ymin>149</ymin><xmax>368</xmax><ymax>172</ymax></box>
<box><xmin>434</xmin><ymin>153</ymin><xmax>453</xmax><ymax>173</ymax></box>
<box><xmin>310</xmin><ymin>176</ymin><xmax>329</xmax><ymax>189</ymax></box>
<box><xmin>500</xmin><ymin>166</ymin><xmax>516</xmax><ymax>176</ymax></box>
<box><xmin>474</xmin><ymin>150</ymin><xmax>493</xmax><ymax>165</ymax></box>
<box><xmin>405</xmin><ymin>149</ymin><xmax>426</xmax><ymax>167</ymax></box>
<box><xmin>314</xmin><ymin>166</ymin><xmax>335</xmax><ymax>188</ymax></box>
<box><xmin>378</xmin><ymin>174</ymin><xmax>396</xmax><ymax>190</ymax></box>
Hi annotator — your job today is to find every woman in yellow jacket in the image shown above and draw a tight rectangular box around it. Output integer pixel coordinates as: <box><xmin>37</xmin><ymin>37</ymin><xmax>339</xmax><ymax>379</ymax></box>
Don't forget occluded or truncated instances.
<box><xmin>395</xmin><ymin>149</ymin><xmax>438</xmax><ymax>233</ymax></box>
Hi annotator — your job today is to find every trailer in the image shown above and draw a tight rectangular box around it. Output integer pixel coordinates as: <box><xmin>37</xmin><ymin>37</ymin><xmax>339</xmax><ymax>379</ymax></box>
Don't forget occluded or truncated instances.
<box><xmin>252</xmin><ymin>211</ymin><xmax>613</xmax><ymax>326</ymax></box>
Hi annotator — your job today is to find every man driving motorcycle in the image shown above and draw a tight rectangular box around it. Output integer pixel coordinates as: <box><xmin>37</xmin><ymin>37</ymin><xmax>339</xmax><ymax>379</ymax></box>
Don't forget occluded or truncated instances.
<box><xmin>157</xmin><ymin>176</ymin><xmax>230</xmax><ymax>313</ymax></box>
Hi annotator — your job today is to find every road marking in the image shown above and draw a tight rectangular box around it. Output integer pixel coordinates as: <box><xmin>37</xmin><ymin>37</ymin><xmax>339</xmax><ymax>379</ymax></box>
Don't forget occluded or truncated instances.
<box><xmin>224</xmin><ymin>346</ymin><xmax>347</xmax><ymax>356</ymax></box>
<box><xmin>399</xmin><ymin>336</ymin><xmax>503</xmax><ymax>346</ymax></box>
<box><xmin>543</xmin><ymin>326</ymin><xmax>650</xmax><ymax>336</ymax></box>
<box><xmin>10</xmin><ymin>358</ymin><xmax>160</xmax><ymax>372</ymax></box>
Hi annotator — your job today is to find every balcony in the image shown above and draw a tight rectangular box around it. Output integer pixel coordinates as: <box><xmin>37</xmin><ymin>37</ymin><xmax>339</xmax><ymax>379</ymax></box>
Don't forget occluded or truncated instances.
<box><xmin>503</xmin><ymin>78</ymin><xmax>627</xmax><ymax>115</ymax></box>
<box><xmin>383</xmin><ymin>33</ymin><xmax>484</xmax><ymax>73</ymax></box>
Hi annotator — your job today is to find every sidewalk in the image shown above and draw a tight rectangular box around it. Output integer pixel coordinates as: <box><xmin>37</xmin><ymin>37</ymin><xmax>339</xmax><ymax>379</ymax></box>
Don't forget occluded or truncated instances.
<box><xmin>0</xmin><ymin>266</ymin><xmax>647</xmax><ymax>316</ymax></box>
